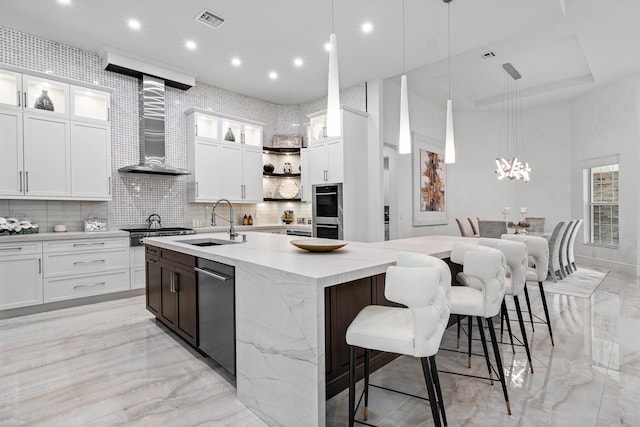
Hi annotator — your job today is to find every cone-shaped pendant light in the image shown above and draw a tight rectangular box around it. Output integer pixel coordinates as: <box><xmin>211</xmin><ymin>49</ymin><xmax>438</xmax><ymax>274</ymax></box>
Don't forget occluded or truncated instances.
<box><xmin>444</xmin><ymin>0</ymin><xmax>455</xmax><ymax>163</ymax></box>
<box><xmin>326</xmin><ymin>1</ymin><xmax>341</xmax><ymax>137</ymax></box>
<box><xmin>398</xmin><ymin>0</ymin><xmax>411</xmax><ymax>154</ymax></box>
<box><xmin>398</xmin><ymin>75</ymin><xmax>411</xmax><ymax>153</ymax></box>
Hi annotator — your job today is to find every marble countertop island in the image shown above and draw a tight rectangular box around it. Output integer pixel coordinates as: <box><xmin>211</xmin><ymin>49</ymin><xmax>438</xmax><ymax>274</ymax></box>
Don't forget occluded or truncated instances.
<box><xmin>143</xmin><ymin>232</ymin><xmax>472</xmax><ymax>426</ymax></box>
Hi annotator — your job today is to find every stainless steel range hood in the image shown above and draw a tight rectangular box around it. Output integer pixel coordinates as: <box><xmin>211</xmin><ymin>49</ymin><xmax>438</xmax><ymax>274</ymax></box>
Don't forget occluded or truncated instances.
<box><xmin>118</xmin><ymin>75</ymin><xmax>191</xmax><ymax>176</ymax></box>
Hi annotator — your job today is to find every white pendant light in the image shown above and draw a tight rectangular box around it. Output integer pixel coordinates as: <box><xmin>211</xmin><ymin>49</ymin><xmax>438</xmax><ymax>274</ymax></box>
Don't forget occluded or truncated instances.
<box><xmin>398</xmin><ymin>0</ymin><xmax>411</xmax><ymax>154</ymax></box>
<box><xmin>445</xmin><ymin>99</ymin><xmax>455</xmax><ymax>162</ymax></box>
<box><xmin>326</xmin><ymin>1</ymin><xmax>341</xmax><ymax>137</ymax></box>
<box><xmin>444</xmin><ymin>0</ymin><xmax>455</xmax><ymax>164</ymax></box>
<box><xmin>399</xmin><ymin>75</ymin><xmax>411</xmax><ymax>153</ymax></box>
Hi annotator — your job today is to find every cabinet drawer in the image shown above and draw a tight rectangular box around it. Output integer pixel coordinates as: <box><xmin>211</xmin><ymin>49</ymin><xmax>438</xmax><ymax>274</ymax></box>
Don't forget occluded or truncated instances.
<box><xmin>160</xmin><ymin>248</ymin><xmax>196</xmax><ymax>268</ymax></box>
<box><xmin>0</xmin><ymin>241</ymin><xmax>42</xmax><ymax>255</ymax></box>
<box><xmin>44</xmin><ymin>270</ymin><xmax>129</xmax><ymax>303</ymax></box>
<box><xmin>44</xmin><ymin>237</ymin><xmax>127</xmax><ymax>253</ymax></box>
<box><xmin>44</xmin><ymin>248</ymin><xmax>129</xmax><ymax>278</ymax></box>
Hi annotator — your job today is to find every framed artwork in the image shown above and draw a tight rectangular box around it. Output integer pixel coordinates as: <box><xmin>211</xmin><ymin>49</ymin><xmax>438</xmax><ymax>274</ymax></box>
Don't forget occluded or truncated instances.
<box><xmin>412</xmin><ymin>132</ymin><xmax>448</xmax><ymax>226</ymax></box>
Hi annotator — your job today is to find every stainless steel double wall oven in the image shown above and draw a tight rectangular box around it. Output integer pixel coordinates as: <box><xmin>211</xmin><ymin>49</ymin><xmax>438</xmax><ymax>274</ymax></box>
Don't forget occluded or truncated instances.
<box><xmin>312</xmin><ymin>183</ymin><xmax>343</xmax><ymax>240</ymax></box>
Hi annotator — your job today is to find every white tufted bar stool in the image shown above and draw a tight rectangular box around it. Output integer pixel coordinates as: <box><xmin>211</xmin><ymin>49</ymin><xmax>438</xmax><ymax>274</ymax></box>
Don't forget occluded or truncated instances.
<box><xmin>503</xmin><ymin>234</ymin><xmax>554</xmax><ymax>346</ymax></box>
<box><xmin>448</xmin><ymin>242</ymin><xmax>512</xmax><ymax>415</ymax></box>
<box><xmin>346</xmin><ymin>252</ymin><xmax>451</xmax><ymax>427</ymax></box>
<box><xmin>478</xmin><ymin>238</ymin><xmax>533</xmax><ymax>374</ymax></box>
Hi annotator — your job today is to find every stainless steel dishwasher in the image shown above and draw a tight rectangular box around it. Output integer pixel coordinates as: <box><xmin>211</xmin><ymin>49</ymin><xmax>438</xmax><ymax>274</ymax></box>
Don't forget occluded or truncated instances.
<box><xmin>195</xmin><ymin>259</ymin><xmax>235</xmax><ymax>376</ymax></box>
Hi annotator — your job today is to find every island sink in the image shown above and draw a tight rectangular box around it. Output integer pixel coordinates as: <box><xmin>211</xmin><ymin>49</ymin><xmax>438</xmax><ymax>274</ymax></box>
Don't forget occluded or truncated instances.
<box><xmin>178</xmin><ymin>238</ymin><xmax>241</xmax><ymax>247</ymax></box>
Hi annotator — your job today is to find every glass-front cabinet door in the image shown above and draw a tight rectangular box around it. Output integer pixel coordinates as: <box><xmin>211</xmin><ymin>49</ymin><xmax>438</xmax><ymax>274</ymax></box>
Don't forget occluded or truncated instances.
<box><xmin>0</xmin><ymin>70</ymin><xmax>22</xmax><ymax>109</ymax></box>
<box><xmin>70</xmin><ymin>85</ymin><xmax>110</xmax><ymax>122</ymax></box>
<box><xmin>243</xmin><ymin>123</ymin><xmax>262</xmax><ymax>146</ymax></box>
<box><xmin>23</xmin><ymin>74</ymin><xmax>69</xmax><ymax>116</ymax></box>
<box><xmin>309</xmin><ymin>114</ymin><xmax>327</xmax><ymax>143</ymax></box>
<box><xmin>221</xmin><ymin>118</ymin><xmax>242</xmax><ymax>144</ymax></box>
<box><xmin>195</xmin><ymin>113</ymin><xmax>218</xmax><ymax>140</ymax></box>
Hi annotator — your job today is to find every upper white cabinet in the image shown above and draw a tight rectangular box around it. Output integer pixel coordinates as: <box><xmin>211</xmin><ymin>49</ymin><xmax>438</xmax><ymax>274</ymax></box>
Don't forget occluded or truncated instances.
<box><xmin>70</xmin><ymin>85</ymin><xmax>110</xmax><ymax>123</ymax></box>
<box><xmin>23</xmin><ymin>74</ymin><xmax>69</xmax><ymax>117</ymax></box>
<box><xmin>307</xmin><ymin>108</ymin><xmax>367</xmax><ymax>186</ymax></box>
<box><xmin>186</xmin><ymin>108</ymin><xmax>264</xmax><ymax>203</ymax></box>
<box><xmin>0</xmin><ymin>69</ymin><xmax>22</xmax><ymax>110</ymax></box>
<box><xmin>0</xmin><ymin>66</ymin><xmax>112</xmax><ymax>200</ymax></box>
<box><xmin>23</xmin><ymin>113</ymin><xmax>71</xmax><ymax>197</ymax></box>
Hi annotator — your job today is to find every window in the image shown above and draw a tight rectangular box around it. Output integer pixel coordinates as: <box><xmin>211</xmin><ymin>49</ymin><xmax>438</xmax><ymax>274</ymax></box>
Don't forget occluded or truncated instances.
<box><xmin>588</xmin><ymin>164</ymin><xmax>619</xmax><ymax>246</ymax></box>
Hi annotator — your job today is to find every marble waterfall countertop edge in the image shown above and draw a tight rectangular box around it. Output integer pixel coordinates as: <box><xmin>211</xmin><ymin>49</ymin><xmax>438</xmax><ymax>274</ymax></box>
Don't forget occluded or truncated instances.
<box><xmin>0</xmin><ymin>230</ymin><xmax>130</xmax><ymax>242</ymax></box>
<box><xmin>142</xmin><ymin>232</ymin><xmax>473</xmax><ymax>287</ymax></box>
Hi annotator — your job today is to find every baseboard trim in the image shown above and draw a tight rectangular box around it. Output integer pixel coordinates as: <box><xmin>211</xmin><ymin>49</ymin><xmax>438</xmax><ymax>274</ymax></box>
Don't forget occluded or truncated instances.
<box><xmin>575</xmin><ymin>254</ymin><xmax>638</xmax><ymax>276</ymax></box>
<box><xmin>0</xmin><ymin>288</ymin><xmax>145</xmax><ymax>320</ymax></box>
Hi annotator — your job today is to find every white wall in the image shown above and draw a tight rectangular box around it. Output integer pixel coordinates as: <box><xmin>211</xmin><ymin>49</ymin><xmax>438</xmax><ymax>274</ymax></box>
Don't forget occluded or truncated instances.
<box><xmin>383</xmin><ymin>79</ymin><xmax>572</xmax><ymax>239</ymax></box>
<box><xmin>570</xmin><ymin>74</ymin><xmax>640</xmax><ymax>274</ymax></box>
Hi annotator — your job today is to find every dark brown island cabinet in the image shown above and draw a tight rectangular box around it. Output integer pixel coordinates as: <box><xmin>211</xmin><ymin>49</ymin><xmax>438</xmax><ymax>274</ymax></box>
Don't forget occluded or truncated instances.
<box><xmin>145</xmin><ymin>245</ymin><xmax>198</xmax><ymax>347</ymax></box>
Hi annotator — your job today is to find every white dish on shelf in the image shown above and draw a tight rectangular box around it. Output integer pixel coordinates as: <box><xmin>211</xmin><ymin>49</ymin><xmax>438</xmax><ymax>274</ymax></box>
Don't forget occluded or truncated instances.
<box><xmin>290</xmin><ymin>238</ymin><xmax>348</xmax><ymax>252</ymax></box>
<box><xmin>278</xmin><ymin>180</ymin><xmax>299</xmax><ymax>199</ymax></box>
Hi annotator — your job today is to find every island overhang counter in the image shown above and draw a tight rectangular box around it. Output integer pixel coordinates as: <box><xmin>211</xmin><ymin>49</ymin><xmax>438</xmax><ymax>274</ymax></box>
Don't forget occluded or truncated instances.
<box><xmin>142</xmin><ymin>232</ymin><xmax>473</xmax><ymax>426</ymax></box>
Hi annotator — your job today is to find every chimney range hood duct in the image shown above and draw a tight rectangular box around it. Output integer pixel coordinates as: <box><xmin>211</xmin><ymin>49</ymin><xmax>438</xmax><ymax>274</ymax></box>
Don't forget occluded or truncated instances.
<box><xmin>118</xmin><ymin>75</ymin><xmax>191</xmax><ymax>176</ymax></box>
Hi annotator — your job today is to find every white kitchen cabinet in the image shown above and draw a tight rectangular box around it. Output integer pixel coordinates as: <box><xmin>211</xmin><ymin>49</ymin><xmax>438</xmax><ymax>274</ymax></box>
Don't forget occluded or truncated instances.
<box><xmin>187</xmin><ymin>108</ymin><xmax>264</xmax><ymax>203</ymax></box>
<box><xmin>220</xmin><ymin>143</ymin><xmax>262</xmax><ymax>202</ymax></box>
<box><xmin>0</xmin><ymin>65</ymin><xmax>112</xmax><ymax>201</ymax></box>
<box><xmin>130</xmin><ymin>246</ymin><xmax>145</xmax><ymax>290</ymax></box>
<box><xmin>307</xmin><ymin>107</ymin><xmax>371</xmax><ymax>241</ymax></box>
<box><xmin>23</xmin><ymin>112</ymin><xmax>71</xmax><ymax>197</ymax></box>
<box><xmin>0</xmin><ymin>241</ymin><xmax>43</xmax><ymax>310</ymax></box>
<box><xmin>0</xmin><ymin>69</ymin><xmax>22</xmax><ymax>110</ymax></box>
<box><xmin>70</xmin><ymin>85</ymin><xmax>110</xmax><ymax>123</ymax></box>
<box><xmin>300</xmin><ymin>148</ymin><xmax>312</xmax><ymax>202</ymax></box>
<box><xmin>191</xmin><ymin>141</ymin><xmax>221</xmax><ymax>201</ymax></box>
<box><xmin>23</xmin><ymin>74</ymin><xmax>69</xmax><ymax>118</ymax></box>
<box><xmin>70</xmin><ymin>121</ymin><xmax>111</xmax><ymax>199</ymax></box>
<box><xmin>43</xmin><ymin>237</ymin><xmax>129</xmax><ymax>303</ymax></box>
<box><xmin>0</xmin><ymin>108</ymin><xmax>23</xmax><ymax>196</ymax></box>
<box><xmin>310</xmin><ymin>139</ymin><xmax>343</xmax><ymax>185</ymax></box>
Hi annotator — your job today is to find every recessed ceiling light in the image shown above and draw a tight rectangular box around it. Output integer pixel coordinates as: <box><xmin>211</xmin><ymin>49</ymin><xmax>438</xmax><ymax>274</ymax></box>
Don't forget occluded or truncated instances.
<box><xmin>128</xmin><ymin>19</ymin><xmax>141</xmax><ymax>30</ymax></box>
<box><xmin>269</xmin><ymin>72</ymin><xmax>278</xmax><ymax>80</ymax></box>
<box><xmin>324</xmin><ymin>42</ymin><xmax>331</xmax><ymax>51</ymax></box>
<box><xmin>185</xmin><ymin>40</ymin><xmax>197</xmax><ymax>50</ymax></box>
<box><xmin>57</xmin><ymin>0</ymin><xmax>71</xmax><ymax>5</ymax></box>
<box><xmin>231</xmin><ymin>57</ymin><xmax>241</xmax><ymax>66</ymax></box>
<box><xmin>293</xmin><ymin>58</ymin><xmax>303</xmax><ymax>67</ymax></box>
<box><xmin>361</xmin><ymin>22</ymin><xmax>373</xmax><ymax>33</ymax></box>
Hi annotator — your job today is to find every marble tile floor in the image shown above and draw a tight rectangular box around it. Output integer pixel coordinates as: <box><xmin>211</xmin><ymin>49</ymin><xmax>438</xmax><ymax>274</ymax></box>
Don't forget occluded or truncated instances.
<box><xmin>1</xmin><ymin>266</ymin><xmax>638</xmax><ymax>426</ymax></box>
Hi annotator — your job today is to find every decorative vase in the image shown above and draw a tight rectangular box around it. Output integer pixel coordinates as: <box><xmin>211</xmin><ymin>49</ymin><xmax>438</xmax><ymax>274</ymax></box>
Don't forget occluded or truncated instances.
<box><xmin>34</xmin><ymin>90</ymin><xmax>54</xmax><ymax>111</ymax></box>
<box><xmin>263</xmin><ymin>164</ymin><xmax>275</xmax><ymax>173</ymax></box>
<box><xmin>224</xmin><ymin>127</ymin><xmax>235</xmax><ymax>142</ymax></box>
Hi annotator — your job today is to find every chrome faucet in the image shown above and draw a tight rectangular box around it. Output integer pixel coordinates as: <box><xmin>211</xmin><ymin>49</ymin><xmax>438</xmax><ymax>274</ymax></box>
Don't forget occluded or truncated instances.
<box><xmin>146</xmin><ymin>214</ymin><xmax>161</xmax><ymax>230</ymax></box>
<box><xmin>211</xmin><ymin>199</ymin><xmax>238</xmax><ymax>240</ymax></box>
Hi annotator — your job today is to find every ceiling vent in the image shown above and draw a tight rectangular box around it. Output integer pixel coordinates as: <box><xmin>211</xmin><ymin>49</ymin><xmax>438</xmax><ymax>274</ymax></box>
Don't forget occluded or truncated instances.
<box><xmin>195</xmin><ymin>9</ymin><xmax>226</xmax><ymax>29</ymax></box>
<box><xmin>481</xmin><ymin>51</ymin><xmax>496</xmax><ymax>59</ymax></box>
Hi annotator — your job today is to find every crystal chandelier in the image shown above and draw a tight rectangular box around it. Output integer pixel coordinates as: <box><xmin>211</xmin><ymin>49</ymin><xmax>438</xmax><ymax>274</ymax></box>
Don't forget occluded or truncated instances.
<box><xmin>495</xmin><ymin>62</ymin><xmax>531</xmax><ymax>182</ymax></box>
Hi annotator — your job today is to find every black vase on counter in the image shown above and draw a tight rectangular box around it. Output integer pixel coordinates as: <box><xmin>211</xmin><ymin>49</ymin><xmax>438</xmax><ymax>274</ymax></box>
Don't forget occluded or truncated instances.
<box><xmin>34</xmin><ymin>90</ymin><xmax>54</xmax><ymax>111</ymax></box>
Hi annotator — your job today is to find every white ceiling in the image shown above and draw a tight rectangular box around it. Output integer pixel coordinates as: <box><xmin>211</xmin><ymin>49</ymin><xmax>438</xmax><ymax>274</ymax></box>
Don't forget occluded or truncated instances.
<box><xmin>2</xmin><ymin>0</ymin><xmax>640</xmax><ymax>110</ymax></box>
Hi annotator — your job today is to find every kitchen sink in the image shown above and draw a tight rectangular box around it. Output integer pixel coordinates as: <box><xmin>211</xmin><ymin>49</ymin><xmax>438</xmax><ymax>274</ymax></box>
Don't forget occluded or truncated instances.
<box><xmin>178</xmin><ymin>238</ymin><xmax>242</xmax><ymax>247</ymax></box>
